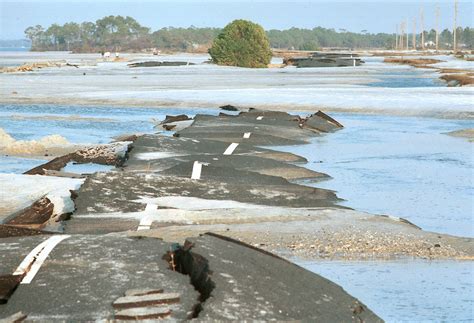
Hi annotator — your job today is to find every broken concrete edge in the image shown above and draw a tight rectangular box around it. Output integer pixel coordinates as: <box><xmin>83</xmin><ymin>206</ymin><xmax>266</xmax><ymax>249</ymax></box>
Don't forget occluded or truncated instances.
<box><xmin>0</xmin><ymin>275</ymin><xmax>23</xmax><ymax>305</ymax></box>
<box><xmin>8</xmin><ymin>109</ymin><xmax>340</xmax><ymax>233</ymax></box>
<box><xmin>6</xmin><ymin>197</ymin><xmax>54</xmax><ymax>228</ymax></box>
<box><xmin>115</xmin><ymin>307</ymin><xmax>171</xmax><ymax>320</ymax></box>
<box><xmin>159</xmin><ymin>114</ymin><xmax>193</xmax><ymax>125</ymax></box>
<box><xmin>0</xmin><ymin>225</ymin><xmax>50</xmax><ymax>239</ymax></box>
<box><xmin>112</xmin><ymin>293</ymin><xmax>181</xmax><ymax>309</ymax></box>
<box><xmin>219</xmin><ymin>104</ymin><xmax>240</xmax><ymax>111</ymax></box>
<box><xmin>314</xmin><ymin>110</ymin><xmax>344</xmax><ymax>128</ymax></box>
<box><xmin>1</xmin><ymin>176</ymin><xmax>84</xmax><ymax>233</ymax></box>
<box><xmin>203</xmin><ymin>232</ymin><xmax>296</xmax><ymax>265</ymax></box>
<box><xmin>162</xmin><ymin>239</ymin><xmax>215</xmax><ymax>319</ymax></box>
<box><xmin>24</xmin><ymin>141</ymin><xmax>132</xmax><ymax>176</ymax></box>
<box><xmin>379</xmin><ymin>214</ymin><xmax>422</xmax><ymax>230</ymax></box>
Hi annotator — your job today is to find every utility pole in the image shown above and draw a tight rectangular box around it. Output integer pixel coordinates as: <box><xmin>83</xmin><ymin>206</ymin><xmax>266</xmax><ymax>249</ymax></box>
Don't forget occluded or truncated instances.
<box><xmin>413</xmin><ymin>18</ymin><xmax>417</xmax><ymax>50</ymax></box>
<box><xmin>436</xmin><ymin>5</ymin><xmax>440</xmax><ymax>51</ymax></box>
<box><xmin>406</xmin><ymin>19</ymin><xmax>409</xmax><ymax>50</ymax></box>
<box><xmin>395</xmin><ymin>24</ymin><xmax>399</xmax><ymax>50</ymax></box>
<box><xmin>400</xmin><ymin>21</ymin><xmax>405</xmax><ymax>51</ymax></box>
<box><xmin>453</xmin><ymin>0</ymin><xmax>458</xmax><ymax>52</ymax></box>
<box><xmin>420</xmin><ymin>7</ymin><xmax>425</xmax><ymax>50</ymax></box>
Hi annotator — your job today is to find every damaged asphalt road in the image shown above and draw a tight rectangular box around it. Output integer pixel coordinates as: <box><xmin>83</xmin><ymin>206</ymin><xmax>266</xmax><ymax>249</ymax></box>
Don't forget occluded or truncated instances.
<box><xmin>0</xmin><ymin>108</ymin><xmax>472</xmax><ymax>321</ymax></box>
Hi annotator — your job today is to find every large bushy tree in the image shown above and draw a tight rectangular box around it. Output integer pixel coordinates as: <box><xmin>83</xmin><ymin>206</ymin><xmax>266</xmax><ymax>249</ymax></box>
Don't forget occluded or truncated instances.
<box><xmin>209</xmin><ymin>20</ymin><xmax>272</xmax><ymax>68</ymax></box>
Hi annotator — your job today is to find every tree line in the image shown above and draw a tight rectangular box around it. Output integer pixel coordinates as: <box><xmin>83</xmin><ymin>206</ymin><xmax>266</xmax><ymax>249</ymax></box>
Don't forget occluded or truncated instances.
<box><xmin>24</xmin><ymin>15</ymin><xmax>474</xmax><ymax>52</ymax></box>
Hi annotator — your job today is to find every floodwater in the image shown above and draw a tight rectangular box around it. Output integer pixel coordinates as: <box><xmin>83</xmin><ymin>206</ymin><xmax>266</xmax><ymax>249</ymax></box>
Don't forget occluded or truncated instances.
<box><xmin>301</xmin><ymin>260</ymin><xmax>474</xmax><ymax>322</ymax></box>
<box><xmin>280</xmin><ymin>113</ymin><xmax>474</xmax><ymax>238</ymax></box>
<box><xmin>0</xmin><ymin>57</ymin><xmax>472</xmax><ymax>321</ymax></box>
<box><xmin>0</xmin><ymin>104</ymin><xmax>216</xmax><ymax>172</ymax></box>
<box><xmin>1</xmin><ymin>104</ymin><xmax>472</xmax><ymax>237</ymax></box>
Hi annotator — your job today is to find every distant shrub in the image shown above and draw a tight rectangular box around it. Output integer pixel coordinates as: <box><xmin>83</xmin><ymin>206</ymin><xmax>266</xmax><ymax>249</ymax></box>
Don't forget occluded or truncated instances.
<box><xmin>209</xmin><ymin>20</ymin><xmax>272</xmax><ymax>68</ymax></box>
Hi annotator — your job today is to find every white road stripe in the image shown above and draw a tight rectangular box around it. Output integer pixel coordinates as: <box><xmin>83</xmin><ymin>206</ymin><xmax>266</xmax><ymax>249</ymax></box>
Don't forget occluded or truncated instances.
<box><xmin>13</xmin><ymin>239</ymin><xmax>51</xmax><ymax>276</ymax></box>
<box><xmin>137</xmin><ymin>217</ymin><xmax>153</xmax><ymax>230</ymax></box>
<box><xmin>14</xmin><ymin>235</ymin><xmax>70</xmax><ymax>284</ymax></box>
<box><xmin>223</xmin><ymin>143</ymin><xmax>239</xmax><ymax>155</ymax></box>
<box><xmin>144</xmin><ymin>203</ymin><xmax>157</xmax><ymax>213</ymax></box>
<box><xmin>137</xmin><ymin>203</ymin><xmax>157</xmax><ymax>230</ymax></box>
<box><xmin>243</xmin><ymin>132</ymin><xmax>251</xmax><ymax>139</ymax></box>
<box><xmin>191</xmin><ymin>161</ymin><xmax>203</xmax><ymax>179</ymax></box>
<box><xmin>256</xmin><ymin>116</ymin><xmax>263</xmax><ymax>120</ymax></box>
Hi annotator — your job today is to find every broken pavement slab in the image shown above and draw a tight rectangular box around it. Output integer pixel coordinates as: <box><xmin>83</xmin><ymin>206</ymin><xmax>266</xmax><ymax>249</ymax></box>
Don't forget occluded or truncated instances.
<box><xmin>0</xmin><ymin>174</ymin><xmax>84</xmax><ymax>226</ymax></box>
<box><xmin>113</xmin><ymin>292</ymin><xmax>181</xmax><ymax>309</ymax></box>
<box><xmin>0</xmin><ymin>232</ymin><xmax>385</xmax><ymax>321</ymax></box>
<box><xmin>24</xmin><ymin>141</ymin><xmax>131</xmax><ymax>175</ymax></box>
<box><xmin>114</xmin><ymin>306</ymin><xmax>172</xmax><ymax>320</ymax></box>
<box><xmin>0</xmin><ymin>234</ymin><xmax>198</xmax><ymax>320</ymax></box>
<box><xmin>168</xmin><ymin>233</ymin><xmax>382</xmax><ymax>321</ymax></box>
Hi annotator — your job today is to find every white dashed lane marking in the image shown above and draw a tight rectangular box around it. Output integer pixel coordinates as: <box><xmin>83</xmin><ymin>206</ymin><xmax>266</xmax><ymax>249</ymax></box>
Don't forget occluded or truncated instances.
<box><xmin>14</xmin><ymin>235</ymin><xmax>70</xmax><ymax>284</ymax></box>
<box><xmin>223</xmin><ymin>143</ymin><xmax>239</xmax><ymax>155</ymax></box>
<box><xmin>243</xmin><ymin>132</ymin><xmax>251</xmax><ymax>139</ymax></box>
<box><xmin>137</xmin><ymin>203</ymin><xmax>157</xmax><ymax>231</ymax></box>
<box><xmin>256</xmin><ymin>116</ymin><xmax>263</xmax><ymax>120</ymax></box>
<box><xmin>191</xmin><ymin>161</ymin><xmax>203</xmax><ymax>179</ymax></box>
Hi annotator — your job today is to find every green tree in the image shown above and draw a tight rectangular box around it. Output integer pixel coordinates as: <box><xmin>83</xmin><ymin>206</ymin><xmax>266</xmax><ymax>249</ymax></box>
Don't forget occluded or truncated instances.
<box><xmin>24</xmin><ymin>25</ymin><xmax>45</xmax><ymax>49</ymax></box>
<box><xmin>209</xmin><ymin>20</ymin><xmax>272</xmax><ymax>68</ymax></box>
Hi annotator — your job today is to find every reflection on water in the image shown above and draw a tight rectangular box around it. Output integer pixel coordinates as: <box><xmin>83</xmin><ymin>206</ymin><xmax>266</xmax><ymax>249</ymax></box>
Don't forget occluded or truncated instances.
<box><xmin>301</xmin><ymin>260</ymin><xmax>474</xmax><ymax>322</ymax></box>
<box><xmin>280</xmin><ymin>113</ymin><xmax>474</xmax><ymax>237</ymax></box>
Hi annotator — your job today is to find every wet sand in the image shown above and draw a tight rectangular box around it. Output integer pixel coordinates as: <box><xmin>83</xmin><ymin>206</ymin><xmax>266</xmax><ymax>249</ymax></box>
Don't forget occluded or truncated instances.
<box><xmin>1</xmin><ymin>52</ymin><xmax>472</xmax><ymax>119</ymax></box>
<box><xmin>445</xmin><ymin>128</ymin><xmax>474</xmax><ymax>141</ymax></box>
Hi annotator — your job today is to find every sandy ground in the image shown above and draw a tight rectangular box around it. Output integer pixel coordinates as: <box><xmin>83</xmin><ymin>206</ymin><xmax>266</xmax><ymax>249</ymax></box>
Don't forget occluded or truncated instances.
<box><xmin>444</xmin><ymin>128</ymin><xmax>474</xmax><ymax>141</ymax></box>
<box><xmin>128</xmin><ymin>208</ymin><xmax>474</xmax><ymax>261</ymax></box>
<box><xmin>1</xmin><ymin>52</ymin><xmax>473</xmax><ymax>119</ymax></box>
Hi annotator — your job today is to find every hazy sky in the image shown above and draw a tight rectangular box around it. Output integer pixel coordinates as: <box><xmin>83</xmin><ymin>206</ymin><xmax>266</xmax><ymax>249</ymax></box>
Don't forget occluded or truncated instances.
<box><xmin>0</xmin><ymin>0</ymin><xmax>472</xmax><ymax>39</ymax></box>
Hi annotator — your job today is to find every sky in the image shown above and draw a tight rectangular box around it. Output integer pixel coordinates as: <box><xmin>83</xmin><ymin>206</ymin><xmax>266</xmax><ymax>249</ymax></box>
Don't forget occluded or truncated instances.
<box><xmin>0</xmin><ymin>0</ymin><xmax>472</xmax><ymax>39</ymax></box>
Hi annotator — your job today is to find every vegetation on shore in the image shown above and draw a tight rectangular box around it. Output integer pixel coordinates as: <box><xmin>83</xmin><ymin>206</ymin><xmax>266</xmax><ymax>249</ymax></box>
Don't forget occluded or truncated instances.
<box><xmin>384</xmin><ymin>57</ymin><xmax>474</xmax><ymax>87</ymax></box>
<box><xmin>24</xmin><ymin>15</ymin><xmax>474</xmax><ymax>53</ymax></box>
<box><xmin>209</xmin><ymin>20</ymin><xmax>272</xmax><ymax>68</ymax></box>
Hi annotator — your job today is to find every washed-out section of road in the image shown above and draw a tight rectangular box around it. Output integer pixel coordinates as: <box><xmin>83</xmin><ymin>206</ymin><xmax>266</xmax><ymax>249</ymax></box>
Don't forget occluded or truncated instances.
<box><xmin>1</xmin><ymin>107</ymin><xmax>472</xmax><ymax>321</ymax></box>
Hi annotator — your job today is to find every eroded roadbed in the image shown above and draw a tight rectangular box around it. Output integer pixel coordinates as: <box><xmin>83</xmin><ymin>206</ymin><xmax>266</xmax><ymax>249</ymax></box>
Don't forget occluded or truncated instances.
<box><xmin>0</xmin><ymin>108</ymin><xmax>471</xmax><ymax>320</ymax></box>
<box><xmin>0</xmin><ymin>233</ymin><xmax>381</xmax><ymax>321</ymax></box>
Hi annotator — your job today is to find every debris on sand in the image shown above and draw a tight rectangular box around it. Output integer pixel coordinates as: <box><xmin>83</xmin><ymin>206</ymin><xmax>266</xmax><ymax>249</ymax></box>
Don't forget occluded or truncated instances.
<box><xmin>0</xmin><ymin>61</ymin><xmax>72</xmax><ymax>73</ymax></box>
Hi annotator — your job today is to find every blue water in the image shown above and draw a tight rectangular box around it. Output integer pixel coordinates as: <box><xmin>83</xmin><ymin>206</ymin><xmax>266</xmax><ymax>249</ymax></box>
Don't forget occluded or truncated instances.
<box><xmin>280</xmin><ymin>113</ymin><xmax>474</xmax><ymax>238</ymax></box>
<box><xmin>367</xmin><ymin>70</ymin><xmax>445</xmax><ymax>88</ymax></box>
<box><xmin>0</xmin><ymin>104</ymin><xmax>214</xmax><ymax>144</ymax></box>
<box><xmin>0</xmin><ymin>104</ymin><xmax>472</xmax><ymax>321</ymax></box>
<box><xmin>0</xmin><ymin>47</ymin><xmax>29</xmax><ymax>51</ymax></box>
<box><xmin>0</xmin><ymin>104</ymin><xmax>217</xmax><ymax>173</ymax></box>
<box><xmin>301</xmin><ymin>260</ymin><xmax>474</xmax><ymax>322</ymax></box>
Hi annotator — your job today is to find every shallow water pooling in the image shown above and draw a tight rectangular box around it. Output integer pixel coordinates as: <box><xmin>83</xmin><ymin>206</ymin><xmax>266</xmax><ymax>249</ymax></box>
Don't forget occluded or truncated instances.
<box><xmin>279</xmin><ymin>113</ymin><xmax>474</xmax><ymax>238</ymax></box>
<box><xmin>0</xmin><ymin>104</ymin><xmax>218</xmax><ymax>173</ymax></box>
<box><xmin>300</xmin><ymin>260</ymin><xmax>473</xmax><ymax>322</ymax></box>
